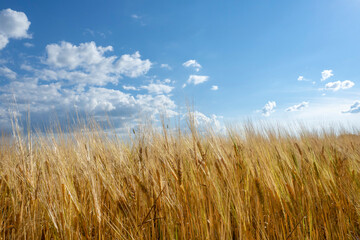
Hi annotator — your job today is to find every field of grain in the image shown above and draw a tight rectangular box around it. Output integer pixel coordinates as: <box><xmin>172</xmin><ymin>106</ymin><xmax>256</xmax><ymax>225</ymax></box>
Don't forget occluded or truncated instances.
<box><xmin>1</xmin><ymin>118</ymin><xmax>360</xmax><ymax>239</ymax></box>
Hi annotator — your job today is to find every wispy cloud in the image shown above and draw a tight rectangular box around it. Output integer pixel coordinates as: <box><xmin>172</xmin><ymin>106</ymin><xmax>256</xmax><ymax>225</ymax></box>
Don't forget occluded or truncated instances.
<box><xmin>183</xmin><ymin>60</ymin><xmax>201</xmax><ymax>72</ymax></box>
<box><xmin>131</xmin><ymin>14</ymin><xmax>141</xmax><ymax>20</ymax></box>
<box><xmin>123</xmin><ymin>85</ymin><xmax>138</xmax><ymax>91</ymax></box>
<box><xmin>131</xmin><ymin>14</ymin><xmax>146</xmax><ymax>26</ymax></box>
<box><xmin>321</xmin><ymin>70</ymin><xmax>333</xmax><ymax>81</ymax></box>
<box><xmin>141</xmin><ymin>83</ymin><xmax>174</xmax><ymax>95</ymax></box>
<box><xmin>285</xmin><ymin>101</ymin><xmax>309</xmax><ymax>112</ymax></box>
<box><xmin>83</xmin><ymin>28</ymin><xmax>107</xmax><ymax>38</ymax></box>
<box><xmin>297</xmin><ymin>75</ymin><xmax>311</xmax><ymax>81</ymax></box>
<box><xmin>0</xmin><ymin>66</ymin><xmax>17</xmax><ymax>79</ymax></box>
<box><xmin>24</xmin><ymin>42</ymin><xmax>34</xmax><ymax>47</ymax></box>
<box><xmin>160</xmin><ymin>63</ymin><xmax>172</xmax><ymax>70</ymax></box>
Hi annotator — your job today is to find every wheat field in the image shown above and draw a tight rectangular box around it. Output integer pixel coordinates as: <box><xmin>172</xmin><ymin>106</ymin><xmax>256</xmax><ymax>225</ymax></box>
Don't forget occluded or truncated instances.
<box><xmin>1</xmin><ymin>118</ymin><xmax>360</xmax><ymax>239</ymax></box>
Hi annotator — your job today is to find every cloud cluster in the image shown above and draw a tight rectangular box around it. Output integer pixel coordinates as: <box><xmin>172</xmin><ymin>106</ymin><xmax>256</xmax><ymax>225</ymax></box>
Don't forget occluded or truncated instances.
<box><xmin>183</xmin><ymin>59</ymin><xmax>201</xmax><ymax>72</ymax></box>
<box><xmin>325</xmin><ymin>80</ymin><xmax>354</xmax><ymax>91</ymax></box>
<box><xmin>261</xmin><ymin>101</ymin><xmax>276</xmax><ymax>117</ymax></box>
<box><xmin>0</xmin><ymin>40</ymin><xmax>177</xmax><ymax>132</ymax></box>
<box><xmin>342</xmin><ymin>101</ymin><xmax>360</xmax><ymax>114</ymax></box>
<box><xmin>0</xmin><ymin>9</ymin><xmax>31</xmax><ymax>50</ymax></box>
<box><xmin>285</xmin><ymin>101</ymin><xmax>309</xmax><ymax>112</ymax></box>
<box><xmin>41</xmin><ymin>41</ymin><xmax>152</xmax><ymax>86</ymax></box>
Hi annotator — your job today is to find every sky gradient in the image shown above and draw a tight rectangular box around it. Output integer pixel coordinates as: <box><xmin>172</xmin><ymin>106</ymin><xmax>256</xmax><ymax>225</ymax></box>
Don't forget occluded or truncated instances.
<box><xmin>0</xmin><ymin>0</ymin><xmax>360</xmax><ymax>132</ymax></box>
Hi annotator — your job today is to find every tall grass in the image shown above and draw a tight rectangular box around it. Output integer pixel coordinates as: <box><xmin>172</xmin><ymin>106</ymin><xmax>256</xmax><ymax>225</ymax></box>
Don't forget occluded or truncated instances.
<box><xmin>0</xmin><ymin>117</ymin><xmax>360</xmax><ymax>239</ymax></box>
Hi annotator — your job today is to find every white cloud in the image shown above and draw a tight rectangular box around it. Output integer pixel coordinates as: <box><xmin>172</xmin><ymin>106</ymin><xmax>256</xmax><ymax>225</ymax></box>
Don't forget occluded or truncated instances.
<box><xmin>0</xmin><ymin>34</ymin><xmax>9</xmax><ymax>49</ymax></box>
<box><xmin>136</xmin><ymin>94</ymin><xmax>177</xmax><ymax>117</ymax></box>
<box><xmin>0</xmin><ymin>66</ymin><xmax>16</xmax><ymax>79</ymax></box>
<box><xmin>131</xmin><ymin>14</ymin><xmax>141</xmax><ymax>19</ymax></box>
<box><xmin>0</xmin><ymin>8</ymin><xmax>31</xmax><ymax>50</ymax></box>
<box><xmin>325</xmin><ymin>80</ymin><xmax>354</xmax><ymax>91</ymax></box>
<box><xmin>321</xmin><ymin>70</ymin><xmax>333</xmax><ymax>81</ymax></box>
<box><xmin>184</xmin><ymin>111</ymin><xmax>224</xmax><ymax>133</ymax></box>
<box><xmin>75</xmin><ymin>87</ymin><xmax>136</xmax><ymax>113</ymax></box>
<box><xmin>297</xmin><ymin>76</ymin><xmax>304</xmax><ymax>81</ymax></box>
<box><xmin>183</xmin><ymin>60</ymin><xmax>201</xmax><ymax>72</ymax></box>
<box><xmin>160</xmin><ymin>64</ymin><xmax>171</xmax><ymax>70</ymax></box>
<box><xmin>0</xmin><ymin>78</ymin><xmax>178</xmax><ymax>131</ymax></box>
<box><xmin>115</xmin><ymin>51</ymin><xmax>152</xmax><ymax>78</ymax></box>
<box><xmin>342</xmin><ymin>101</ymin><xmax>360</xmax><ymax>114</ymax></box>
<box><xmin>285</xmin><ymin>101</ymin><xmax>309</xmax><ymax>112</ymax></box>
<box><xmin>123</xmin><ymin>85</ymin><xmax>138</xmax><ymax>91</ymax></box>
<box><xmin>187</xmin><ymin>75</ymin><xmax>209</xmax><ymax>85</ymax></box>
<box><xmin>40</xmin><ymin>41</ymin><xmax>152</xmax><ymax>86</ymax></box>
<box><xmin>46</xmin><ymin>41</ymin><xmax>114</xmax><ymax>69</ymax></box>
<box><xmin>131</xmin><ymin>14</ymin><xmax>146</xmax><ymax>26</ymax></box>
<box><xmin>141</xmin><ymin>83</ymin><xmax>174</xmax><ymax>94</ymax></box>
<box><xmin>261</xmin><ymin>101</ymin><xmax>276</xmax><ymax>117</ymax></box>
<box><xmin>182</xmin><ymin>83</ymin><xmax>187</xmax><ymax>88</ymax></box>
<box><xmin>211</xmin><ymin>85</ymin><xmax>218</xmax><ymax>90</ymax></box>
<box><xmin>0</xmin><ymin>39</ymin><xmax>177</xmax><ymax>131</ymax></box>
<box><xmin>23</xmin><ymin>42</ymin><xmax>34</xmax><ymax>47</ymax></box>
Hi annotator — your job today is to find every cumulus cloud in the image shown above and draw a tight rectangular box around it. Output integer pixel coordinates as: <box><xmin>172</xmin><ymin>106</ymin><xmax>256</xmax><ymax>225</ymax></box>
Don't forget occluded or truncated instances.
<box><xmin>0</xmin><ymin>66</ymin><xmax>17</xmax><ymax>79</ymax></box>
<box><xmin>0</xmin><ymin>8</ymin><xmax>31</xmax><ymax>50</ymax></box>
<box><xmin>185</xmin><ymin>111</ymin><xmax>224</xmax><ymax>133</ymax></box>
<box><xmin>40</xmin><ymin>41</ymin><xmax>152</xmax><ymax>86</ymax></box>
<box><xmin>136</xmin><ymin>94</ymin><xmax>177</xmax><ymax>117</ymax></box>
<box><xmin>325</xmin><ymin>80</ymin><xmax>354</xmax><ymax>91</ymax></box>
<box><xmin>187</xmin><ymin>75</ymin><xmax>209</xmax><ymax>85</ymax></box>
<box><xmin>0</xmin><ymin>79</ymin><xmax>177</xmax><ymax>131</ymax></box>
<box><xmin>261</xmin><ymin>101</ymin><xmax>276</xmax><ymax>117</ymax></box>
<box><xmin>321</xmin><ymin>70</ymin><xmax>333</xmax><ymax>81</ymax></box>
<box><xmin>285</xmin><ymin>101</ymin><xmax>309</xmax><ymax>112</ymax></box>
<box><xmin>115</xmin><ymin>51</ymin><xmax>152</xmax><ymax>78</ymax></box>
<box><xmin>0</xmin><ymin>40</ymin><xmax>176</xmax><ymax>132</ymax></box>
<box><xmin>183</xmin><ymin>60</ymin><xmax>201</xmax><ymax>72</ymax></box>
<box><xmin>342</xmin><ymin>101</ymin><xmax>360</xmax><ymax>114</ymax></box>
<box><xmin>211</xmin><ymin>85</ymin><xmax>218</xmax><ymax>90</ymax></box>
<box><xmin>141</xmin><ymin>83</ymin><xmax>174</xmax><ymax>94</ymax></box>
<box><xmin>46</xmin><ymin>41</ymin><xmax>114</xmax><ymax>69</ymax></box>
<box><xmin>297</xmin><ymin>76</ymin><xmax>304</xmax><ymax>81</ymax></box>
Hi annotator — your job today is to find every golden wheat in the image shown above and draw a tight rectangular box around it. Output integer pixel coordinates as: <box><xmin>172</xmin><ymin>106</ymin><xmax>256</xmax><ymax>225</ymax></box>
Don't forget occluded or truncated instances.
<box><xmin>0</xmin><ymin>119</ymin><xmax>359</xmax><ymax>239</ymax></box>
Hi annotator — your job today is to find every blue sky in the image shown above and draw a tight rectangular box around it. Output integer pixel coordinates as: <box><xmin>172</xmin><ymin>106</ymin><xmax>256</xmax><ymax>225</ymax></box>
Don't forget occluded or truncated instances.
<box><xmin>0</xmin><ymin>0</ymin><xmax>360</xmax><ymax>132</ymax></box>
